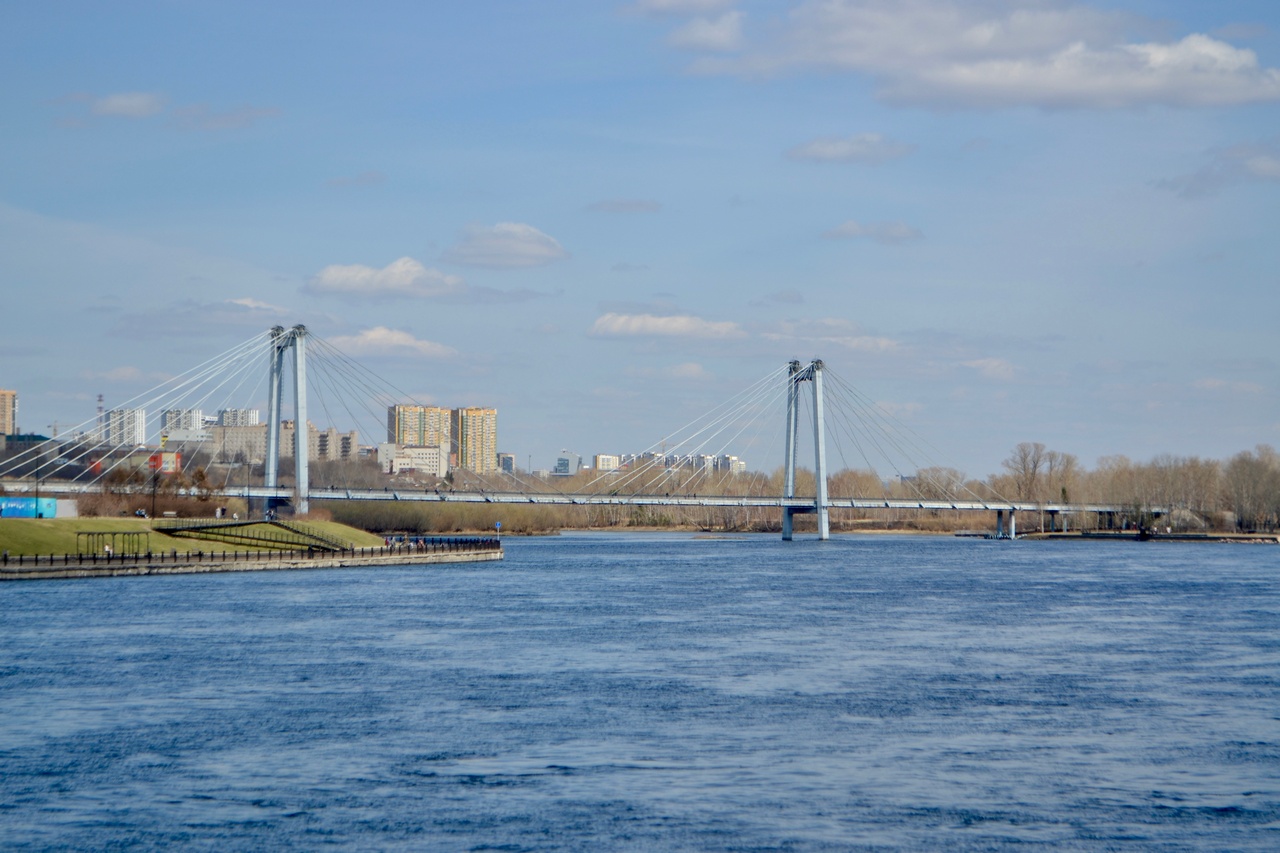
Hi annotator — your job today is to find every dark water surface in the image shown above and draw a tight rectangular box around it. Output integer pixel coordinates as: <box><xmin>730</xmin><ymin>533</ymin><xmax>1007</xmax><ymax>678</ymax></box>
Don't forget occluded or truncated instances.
<box><xmin>2</xmin><ymin>533</ymin><xmax>1277</xmax><ymax>850</ymax></box>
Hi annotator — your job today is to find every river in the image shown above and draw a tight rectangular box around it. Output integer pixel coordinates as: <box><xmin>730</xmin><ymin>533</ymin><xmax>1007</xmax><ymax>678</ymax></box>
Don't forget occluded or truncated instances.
<box><xmin>1</xmin><ymin>533</ymin><xmax>1277</xmax><ymax>850</ymax></box>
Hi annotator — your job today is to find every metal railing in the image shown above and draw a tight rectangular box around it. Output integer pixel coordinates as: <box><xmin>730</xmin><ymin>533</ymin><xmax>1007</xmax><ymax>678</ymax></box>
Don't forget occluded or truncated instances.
<box><xmin>1</xmin><ymin>536</ymin><xmax>503</xmax><ymax>571</ymax></box>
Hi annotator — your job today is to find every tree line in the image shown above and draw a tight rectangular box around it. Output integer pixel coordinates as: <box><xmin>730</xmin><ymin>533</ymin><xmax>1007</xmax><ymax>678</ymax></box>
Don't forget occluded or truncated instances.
<box><xmin>50</xmin><ymin>442</ymin><xmax>1280</xmax><ymax>534</ymax></box>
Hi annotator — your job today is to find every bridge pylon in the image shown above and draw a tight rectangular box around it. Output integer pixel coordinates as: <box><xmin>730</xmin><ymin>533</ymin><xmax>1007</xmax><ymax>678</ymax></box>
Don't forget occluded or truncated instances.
<box><xmin>264</xmin><ymin>325</ymin><xmax>310</xmax><ymax>515</ymax></box>
<box><xmin>782</xmin><ymin>359</ymin><xmax>829</xmax><ymax>541</ymax></box>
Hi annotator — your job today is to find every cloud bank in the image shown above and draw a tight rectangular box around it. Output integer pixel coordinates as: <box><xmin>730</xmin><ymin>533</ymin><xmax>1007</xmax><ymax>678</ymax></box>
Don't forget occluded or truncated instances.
<box><xmin>443</xmin><ymin>223</ymin><xmax>569</xmax><ymax>268</ymax></box>
<box><xmin>788</xmin><ymin>132</ymin><xmax>914</xmax><ymax>163</ymax></box>
<box><xmin>307</xmin><ymin>257</ymin><xmax>463</xmax><ymax>299</ymax></box>
<box><xmin>327</xmin><ymin>327</ymin><xmax>456</xmax><ymax>358</ymax></box>
<box><xmin>681</xmin><ymin>0</ymin><xmax>1280</xmax><ymax>108</ymax></box>
<box><xmin>590</xmin><ymin>312</ymin><xmax>746</xmax><ymax>339</ymax></box>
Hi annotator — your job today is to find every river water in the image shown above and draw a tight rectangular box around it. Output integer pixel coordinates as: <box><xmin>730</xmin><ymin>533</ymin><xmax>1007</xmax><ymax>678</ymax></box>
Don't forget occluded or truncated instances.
<box><xmin>1</xmin><ymin>533</ymin><xmax>1277</xmax><ymax>850</ymax></box>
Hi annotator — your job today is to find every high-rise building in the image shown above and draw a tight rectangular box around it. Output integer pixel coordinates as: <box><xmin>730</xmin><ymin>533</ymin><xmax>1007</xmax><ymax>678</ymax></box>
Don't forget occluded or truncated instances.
<box><xmin>162</xmin><ymin>408</ymin><xmax>204</xmax><ymax>431</ymax></box>
<box><xmin>281</xmin><ymin>421</ymin><xmax>358</xmax><ymax>462</ymax></box>
<box><xmin>218</xmin><ymin>408</ymin><xmax>261</xmax><ymax>427</ymax></box>
<box><xmin>553</xmin><ymin>452</ymin><xmax>581</xmax><ymax>477</ymax></box>
<box><xmin>497</xmin><ymin>453</ymin><xmax>516</xmax><ymax>474</ymax></box>
<box><xmin>388</xmin><ymin>404</ymin><xmax>451</xmax><ymax>447</ymax></box>
<box><xmin>106</xmin><ymin>408</ymin><xmax>147</xmax><ymax>447</ymax></box>
<box><xmin>594</xmin><ymin>454</ymin><xmax>621</xmax><ymax>472</ymax></box>
<box><xmin>0</xmin><ymin>389</ymin><xmax>16</xmax><ymax>436</ymax></box>
<box><xmin>451</xmin><ymin>407</ymin><xmax>497</xmax><ymax>474</ymax></box>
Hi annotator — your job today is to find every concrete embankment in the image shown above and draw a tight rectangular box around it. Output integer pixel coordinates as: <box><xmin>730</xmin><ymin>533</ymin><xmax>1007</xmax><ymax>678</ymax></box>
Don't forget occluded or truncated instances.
<box><xmin>0</xmin><ymin>539</ymin><xmax>503</xmax><ymax>581</ymax></box>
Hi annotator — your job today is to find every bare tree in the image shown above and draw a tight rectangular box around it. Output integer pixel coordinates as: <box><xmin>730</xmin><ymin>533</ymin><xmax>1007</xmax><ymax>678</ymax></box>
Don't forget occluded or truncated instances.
<box><xmin>1222</xmin><ymin>446</ymin><xmax>1280</xmax><ymax>532</ymax></box>
<box><xmin>1002</xmin><ymin>442</ymin><xmax>1046</xmax><ymax>501</ymax></box>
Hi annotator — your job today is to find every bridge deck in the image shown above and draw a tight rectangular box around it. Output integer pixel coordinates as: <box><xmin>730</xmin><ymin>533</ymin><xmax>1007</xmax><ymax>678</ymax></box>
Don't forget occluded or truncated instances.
<box><xmin>6</xmin><ymin>480</ymin><xmax>1157</xmax><ymax>515</ymax></box>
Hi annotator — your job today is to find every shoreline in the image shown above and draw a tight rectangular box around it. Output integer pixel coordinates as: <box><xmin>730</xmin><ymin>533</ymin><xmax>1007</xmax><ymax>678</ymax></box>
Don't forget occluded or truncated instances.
<box><xmin>0</xmin><ymin>540</ymin><xmax>503</xmax><ymax>581</ymax></box>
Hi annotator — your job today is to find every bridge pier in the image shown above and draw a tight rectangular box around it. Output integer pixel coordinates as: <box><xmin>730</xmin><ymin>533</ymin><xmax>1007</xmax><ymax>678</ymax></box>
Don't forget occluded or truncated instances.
<box><xmin>995</xmin><ymin>509</ymin><xmax>1017</xmax><ymax>539</ymax></box>
<box><xmin>263</xmin><ymin>325</ymin><xmax>310</xmax><ymax>516</ymax></box>
<box><xmin>782</xmin><ymin>359</ymin><xmax>829</xmax><ymax>541</ymax></box>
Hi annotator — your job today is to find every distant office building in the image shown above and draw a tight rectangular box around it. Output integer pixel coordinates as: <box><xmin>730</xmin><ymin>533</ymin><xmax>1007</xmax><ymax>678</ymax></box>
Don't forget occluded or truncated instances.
<box><xmin>0</xmin><ymin>389</ymin><xmax>16</xmax><ymax>436</ymax></box>
<box><xmin>377</xmin><ymin>443</ymin><xmax>449</xmax><ymax>477</ymax></box>
<box><xmin>218</xmin><ymin>408</ymin><xmax>261</xmax><ymax>427</ymax></box>
<box><xmin>594</xmin><ymin>454</ymin><xmax>621</xmax><ymax>472</ymax></box>
<box><xmin>553</xmin><ymin>452</ymin><xmax>581</xmax><ymax>477</ymax></box>
<box><xmin>162</xmin><ymin>409</ymin><xmax>204</xmax><ymax>431</ymax></box>
<box><xmin>106</xmin><ymin>408</ymin><xmax>147</xmax><ymax>447</ymax></box>
<box><xmin>497</xmin><ymin>453</ymin><xmax>516</xmax><ymax>474</ymax></box>
<box><xmin>451</xmin><ymin>407</ymin><xmax>497</xmax><ymax>474</ymax></box>
<box><xmin>388</xmin><ymin>404</ymin><xmax>451</xmax><ymax>447</ymax></box>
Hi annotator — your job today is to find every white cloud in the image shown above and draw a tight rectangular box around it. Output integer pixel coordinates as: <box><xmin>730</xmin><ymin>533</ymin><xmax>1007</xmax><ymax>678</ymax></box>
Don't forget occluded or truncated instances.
<box><xmin>327</xmin><ymin>327</ymin><xmax>456</xmax><ymax>358</ymax></box>
<box><xmin>226</xmin><ymin>297</ymin><xmax>288</xmax><ymax>313</ymax></box>
<box><xmin>962</xmin><ymin>357</ymin><xmax>1015</xmax><ymax>380</ymax></box>
<box><xmin>1161</xmin><ymin>140</ymin><xmax>1280</xmax><ymax>197</ymax></box>
<box><xmin>69</xmin><ymin>92</ymin><xmax>278</xmax><ymax>130</ymax></box>
<box><xmin>762</xmin><ymin>319</ymin><xmax>898</xmax><ymax>352</ymax></box>
<box><xmin>1194</xmin><ymin>378</ymin><xmax>1263</xmax><ymax>394</ymax></box>
<box><xmin>443</xmin><ymin>223</ymin><xmax>569</xmax><ymax>268</ymax></box>
<box><xmin>1244</xmin><ymin>154</ymin><xmax>1280</xmax><ymax>178</ymax></box>
<box><xmin>91</xmin><ymin>92</ymin><xmax>165</xmax><ymax>117</ymax></box>
<box><xmin>668</xmin><ymin>12</ymin><xmax>744</xmax><ymax>52</ymax></box>
<box><xmin>590</xmin><ymin>312</ymin><xmax>746</xmax><ymax>339</ymax></box>
<box><xmin>823</xmin><ymin>220</ymin><xmax>923</xmax><ymax>244</ymax></box>
<box><xmin>686</xmin><ymin>0</ymin><xmax>1280</xmax><ymax>109</ymax></box>
<box><xmin>788</xmin><ymin>133</ymin><xmax>914</xmax><ymax>163</ymax></box>
<box><xmin>307</xmin><ymin>257</ymin><xmax>463</xmax><ymax>299</ymax></box>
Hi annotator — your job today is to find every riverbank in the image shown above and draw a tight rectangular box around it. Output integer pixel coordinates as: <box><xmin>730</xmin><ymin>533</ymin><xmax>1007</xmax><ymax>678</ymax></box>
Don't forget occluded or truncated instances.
<box><xmin>0</xmin><ymin>538</ymin><xmax>503</xmax><ymax>581</ymax></box>
<box><xmin>1022</xmin><ymin>530</ymin><xmax>1279</xmax><ymax>543</ymax></box>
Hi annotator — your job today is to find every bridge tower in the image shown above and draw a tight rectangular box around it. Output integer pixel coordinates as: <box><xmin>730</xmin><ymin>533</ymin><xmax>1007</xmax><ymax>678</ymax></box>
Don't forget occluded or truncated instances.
<box><xmin>264</xmin><ymin>325</ymin><xmax>310</xmax><ymax>515</ymax></box>
<box><xmin>782</xmin><ymin>359</ymin><xmax>829</xmax><ymax>541</ymax></box>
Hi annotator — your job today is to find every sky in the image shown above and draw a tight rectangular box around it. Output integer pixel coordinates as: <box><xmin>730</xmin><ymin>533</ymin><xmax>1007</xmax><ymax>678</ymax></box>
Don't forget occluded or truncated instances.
<box><xmin>2</xmin><ymin>0</ymin><xmax>1278</xmax><ymax>479</ymax></box>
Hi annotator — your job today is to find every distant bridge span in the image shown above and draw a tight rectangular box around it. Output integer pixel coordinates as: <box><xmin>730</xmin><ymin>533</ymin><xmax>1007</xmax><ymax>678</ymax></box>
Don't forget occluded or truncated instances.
<box><xmin>15</xmin><ymin>479</ymin><xmax>1156</xmax><ymax>537</ymax></box>
<box><xmin>0</xmin><ymin>336</ymin><xmax>1165</xmax><ymax>540</ymax></box>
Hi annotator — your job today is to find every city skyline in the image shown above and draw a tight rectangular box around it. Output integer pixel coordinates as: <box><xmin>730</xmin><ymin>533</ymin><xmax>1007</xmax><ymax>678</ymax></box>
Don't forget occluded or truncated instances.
<box><xmin>2</xmin><ymin>2</ymin><xmax>1277</xmax><ymax>478</ymax></box>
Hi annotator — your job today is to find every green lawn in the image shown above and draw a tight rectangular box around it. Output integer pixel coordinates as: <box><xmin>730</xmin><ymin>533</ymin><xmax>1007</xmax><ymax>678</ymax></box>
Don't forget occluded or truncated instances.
<box><xmin>0</xmin><ymin>517</ymin><xmax>386</xmax><ymax>556</ymax></box>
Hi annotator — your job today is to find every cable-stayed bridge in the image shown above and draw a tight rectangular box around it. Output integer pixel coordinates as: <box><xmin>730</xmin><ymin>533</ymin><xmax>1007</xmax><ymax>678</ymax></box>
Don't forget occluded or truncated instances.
<box><xmin>1</xmin><ymin>325</ymin><xmax>1155</xmax><ymax>539</ymax></box>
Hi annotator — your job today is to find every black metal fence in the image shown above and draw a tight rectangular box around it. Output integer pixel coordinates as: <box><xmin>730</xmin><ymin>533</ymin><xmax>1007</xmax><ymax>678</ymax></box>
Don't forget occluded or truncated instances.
<box><xmin>1</xmin><ymin>537</ymin><xmax>502</xmax><ymax>569</ymax></box>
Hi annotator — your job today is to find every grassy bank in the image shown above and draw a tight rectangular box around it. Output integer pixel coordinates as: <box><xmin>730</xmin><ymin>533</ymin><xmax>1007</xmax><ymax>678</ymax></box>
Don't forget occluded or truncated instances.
<box><xmin>0</xmin><ymin>517</ymin><xmax>386</xmax><ymax>556</ymax></box>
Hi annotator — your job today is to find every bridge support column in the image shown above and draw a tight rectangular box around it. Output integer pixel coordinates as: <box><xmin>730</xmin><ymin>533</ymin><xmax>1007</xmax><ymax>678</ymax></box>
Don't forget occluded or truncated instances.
<box><xmin>812</xmin><ymin>360</ymin><xmax>829</xmax><ymax>540</ymax></box>
<box><xmin>782</xmin><ymin>361</ymin><xmax>800</xmax><ymax>541</ymax></box>
<box><xmin>262</xmin><ymin>325</ymin><xmax>310</xmax><ymax>516</ymax></box>
<box><xmin>996</xmin><ymin>509</ymin><xmax>1005</xmax><ymax>538</ymax></box>
<box><xmin>265</xmin><ymin>326</ymin><xmax>285</xmax><ymax>495</ymax></box>
<box><xmin>292</xmin><ymin>326</ymin><xmax>309</xmax><ymax>515</ymax></box>
<box><xmin>1009</xmin><ymin>510</ymin><xmax>1016</xmax><ymax>540</ymax></box>
<box><xmin>781</xmin><ymin>359</ymin><xmax>829</xmax><ymax>541</ymax></box>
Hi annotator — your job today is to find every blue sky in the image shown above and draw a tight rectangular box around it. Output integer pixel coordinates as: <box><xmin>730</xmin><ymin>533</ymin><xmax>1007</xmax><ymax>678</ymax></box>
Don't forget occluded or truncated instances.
<box><xmin>2</xmin><ymin>0</ymin><xmax>1277</xmax><ymax>478</ymax></box>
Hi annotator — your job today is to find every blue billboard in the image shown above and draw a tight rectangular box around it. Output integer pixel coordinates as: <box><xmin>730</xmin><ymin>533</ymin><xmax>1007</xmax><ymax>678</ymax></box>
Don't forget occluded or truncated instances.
<box><xmin>0</xmin><ymin>496</ymin><xmax>58</xmax><ymax>518</ymax></box>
